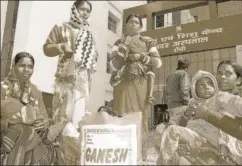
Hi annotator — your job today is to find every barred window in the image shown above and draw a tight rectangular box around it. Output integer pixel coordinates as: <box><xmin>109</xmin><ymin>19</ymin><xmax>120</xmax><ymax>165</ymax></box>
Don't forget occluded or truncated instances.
<box><xmin>155</xmin><ymin>14</ymin><xmax>164</xmax><ymax>29</ymax></box>
<box><xmin>108</xmin><ymin>13</ymin><xmax>117</xmax><ymax>33</ymax></box>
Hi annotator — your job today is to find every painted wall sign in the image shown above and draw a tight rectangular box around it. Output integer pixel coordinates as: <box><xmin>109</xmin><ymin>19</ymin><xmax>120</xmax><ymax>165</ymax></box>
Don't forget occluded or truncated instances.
<box><xmin>156</xmin><ymin>27</ymin><xmax>223</xmax><ymax>54</ymax></box>
<box><xmin>141</xmin><ymin>14</ymin><xmax>242</xmax><ymax>56</ymax></box>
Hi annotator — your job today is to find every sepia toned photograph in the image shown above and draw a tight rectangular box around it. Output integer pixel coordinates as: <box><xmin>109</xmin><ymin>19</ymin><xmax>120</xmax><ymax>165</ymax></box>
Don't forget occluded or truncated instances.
<box><xmin>1</xmin><ymin>0</ymin><xmax>242</xmax><ymax>165</ymax></box>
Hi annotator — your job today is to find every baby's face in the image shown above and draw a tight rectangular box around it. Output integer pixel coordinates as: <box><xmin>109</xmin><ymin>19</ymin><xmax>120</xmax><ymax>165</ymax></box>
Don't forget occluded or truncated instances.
<box><xmin>196</xmin><ymin>77</ymin><xmax>215</xmax><ymax>99</ymax></box>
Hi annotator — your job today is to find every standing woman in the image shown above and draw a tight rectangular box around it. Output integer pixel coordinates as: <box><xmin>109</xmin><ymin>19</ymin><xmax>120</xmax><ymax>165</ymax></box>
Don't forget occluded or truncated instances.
<box><xmin>43</xmin><ymin>0</ymin><xmax>98</xmax><ymax>136</ymax></box>
<box><xmin>110</xmin><ymin>14</ymin><xmax>162</xmax><ymax>139</ymax></box>
<box><xmin>43</xmin><ymin>0</ymin><xmax>98</xmax><ymax>163</ymax></box>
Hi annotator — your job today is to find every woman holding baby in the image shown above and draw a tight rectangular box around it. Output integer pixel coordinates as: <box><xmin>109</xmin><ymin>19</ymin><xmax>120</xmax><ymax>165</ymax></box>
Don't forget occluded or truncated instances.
<box><xmin>109</xmin><ymin>13</ymin><xmax>162</xmax><ymax>137</ymax></box>
<box><xmin>157</xmin><ymin>60</ymin><xmax>242</xmax><ymax>165</ymax></box>
<box><xmin>188</xmin><ymin>60</ymin><xmax>242</xmax><ymax>140</ymax></box>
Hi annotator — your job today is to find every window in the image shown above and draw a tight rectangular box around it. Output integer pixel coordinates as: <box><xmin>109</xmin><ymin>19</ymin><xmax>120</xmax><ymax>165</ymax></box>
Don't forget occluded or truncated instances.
<box><xmin>154</xmin><ymin>12</ymin><xmax>173</xmax><ymax>29</ymax></box>
<box><xmin>106</xmin><ymin>52</ymin><xmax>111</xmax><ymax>74</ymax></box>
<box><xmin>108</xmin><ymin>12</ymin><xmax>117</xmax><ymax>33</ymax></box>
<box><xmin>154</xmin><ymin>13</ymin><xmax>164</xmax><ymax>29</ymax></box>
<box><xmin>153</xmin><ymin>2</ymin><xmax>209</xmax><ymax>28</ymax></box>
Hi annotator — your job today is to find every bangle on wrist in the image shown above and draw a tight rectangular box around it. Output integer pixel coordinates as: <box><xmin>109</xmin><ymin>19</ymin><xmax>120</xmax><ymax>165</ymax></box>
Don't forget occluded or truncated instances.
<box><xmin>183</xmin><ymin>112</ymin><xmax>191</xmax><ymax>120</ymax></box>
<box><xmin>183</xmin><ymin>114</ymin><xmax>190</xmax><ymax>120</ymax></box>
<box><xmin>140</xmin><ymin>53</ymin><xmax>150</xmax><ymax>64</ymax></box>
<box><xmin>140</xmin><ymin>53</ymin><xmax>145</xmax><ymax>61</ymax></box>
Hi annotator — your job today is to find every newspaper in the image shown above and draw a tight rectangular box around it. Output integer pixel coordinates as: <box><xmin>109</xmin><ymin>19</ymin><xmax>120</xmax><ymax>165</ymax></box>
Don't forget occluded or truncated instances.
<box><xmin>80</xmin><ymin>124</ymin><xmax>137</xmax><ymax>165</ymax></box>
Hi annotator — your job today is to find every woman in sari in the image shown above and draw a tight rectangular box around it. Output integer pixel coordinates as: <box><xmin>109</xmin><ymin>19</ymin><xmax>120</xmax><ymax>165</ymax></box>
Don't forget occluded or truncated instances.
<box><xmin>193</xmin><ymin>61</ymin><xmax>242</xmax><ymax>141</ymax></box>
<box><xmin>43</xmin><ymin>0</ymin><xmax>98</xmax><ymax>164</ymax></box>
<box><xmin>109</xmin><ymin>13</ymin><xmax>162</xmax><ymax>137</ymax></box>
<box><xmin>157</xmin><ymin>60</ymin><xmax>242</xmax><ymax>165</ymax></box>
<box><xmin>0</xmin><ymin>52</ymin><xmax>61</xmax><ymax>165</ymax></box>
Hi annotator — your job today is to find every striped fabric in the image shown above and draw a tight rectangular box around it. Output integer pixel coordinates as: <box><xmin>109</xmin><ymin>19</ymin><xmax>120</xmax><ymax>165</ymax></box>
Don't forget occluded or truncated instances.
<box><xmin>70</xmin><ymin>3</ymin><xmax>97</xmax><ymax>71</ymax></box>
<box><xmin>1</xmin><ymin>132</ymin><xmax>18</xmax><ymax>152</ymax></box>
<box><xmin>74</xmin><ymin>29</ymin><xmax>96</xmax><ymax>70</ymax></box>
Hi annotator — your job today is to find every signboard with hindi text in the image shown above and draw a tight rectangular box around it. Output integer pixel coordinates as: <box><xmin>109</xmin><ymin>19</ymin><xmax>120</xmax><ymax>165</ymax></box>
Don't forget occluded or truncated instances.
<box><xmin>142</xmin><ymin>14</ymin><xmax>242</xmax><ymax>56</ymax></box>
<box><xmin>80</xmin><ymin>124</ymin><xmax>137</xmax><ymax>165</ymax></box>
<box><xmin>155</xmin><ymin>27</ymin><xmax>222</xmax><ymax>54</ymax></box>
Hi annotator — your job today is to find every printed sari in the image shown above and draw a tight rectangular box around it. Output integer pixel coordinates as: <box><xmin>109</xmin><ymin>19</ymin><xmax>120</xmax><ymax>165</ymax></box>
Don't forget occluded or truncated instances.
<box><xmin>0</xmin><ymin>67</ymin><xmax>59</xmax><ymax>165</ymax></box>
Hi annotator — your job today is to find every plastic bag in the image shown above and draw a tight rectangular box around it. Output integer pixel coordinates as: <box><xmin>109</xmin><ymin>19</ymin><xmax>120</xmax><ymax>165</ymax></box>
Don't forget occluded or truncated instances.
<box><xmin>78</xmin><ymin>108</ymin><xmax>142</xmax><ymax>164</ymax></box>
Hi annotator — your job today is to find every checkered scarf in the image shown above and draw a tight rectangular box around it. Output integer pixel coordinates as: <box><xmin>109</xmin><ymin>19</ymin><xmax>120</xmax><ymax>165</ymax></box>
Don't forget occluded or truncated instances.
<box><xmin>70</xmin><ymin>3</ymin><xmax>97</xmax><ymax>71</ymax></box>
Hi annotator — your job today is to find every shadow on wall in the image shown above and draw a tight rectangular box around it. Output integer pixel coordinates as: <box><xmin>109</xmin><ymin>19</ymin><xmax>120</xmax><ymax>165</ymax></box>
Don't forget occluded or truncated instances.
<box><xmin>42</xmin><ymin>92</ymin><xmax>53</xmax><ymax>118</ymax></box>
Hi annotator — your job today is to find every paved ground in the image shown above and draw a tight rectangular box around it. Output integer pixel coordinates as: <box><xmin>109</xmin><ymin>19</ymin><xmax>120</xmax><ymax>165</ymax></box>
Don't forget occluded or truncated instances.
<box><xmin>141</xmin><ymin>130</ymin><xmax>161</xmax><ymax>165</ymax></box>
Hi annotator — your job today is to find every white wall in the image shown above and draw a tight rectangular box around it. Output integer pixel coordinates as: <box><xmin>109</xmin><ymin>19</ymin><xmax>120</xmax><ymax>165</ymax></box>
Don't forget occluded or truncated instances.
<box><xmin>13</xmin><ymin>1</ymin><xmax>72</xmax><ymax>93</ymax></box>
<box><xmin>1</xmin><ymin>1</ymin><xmax>8</xmax><ymax>48</ymax></box>
<box><xmin>88</xmin><ymin>1</ymin><xmax>112</xmax><ymax>111</ymax></box>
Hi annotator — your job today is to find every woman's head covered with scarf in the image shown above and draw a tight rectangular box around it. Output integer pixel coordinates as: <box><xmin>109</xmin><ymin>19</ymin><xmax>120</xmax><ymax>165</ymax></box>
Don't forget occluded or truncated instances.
<box><xmin>7</xmin><ymin>52</ymin><xmax>35</xmax><ymax>83</ymax></box>
<box><xmin>70</xmin><ymin>0</ymin><xmax>92</xmax><ymax>26</ymax></box>
<box><xmin>2</xmin><ymin>52</ymin><xmax>35</xmax><ymax>104</ymax></box>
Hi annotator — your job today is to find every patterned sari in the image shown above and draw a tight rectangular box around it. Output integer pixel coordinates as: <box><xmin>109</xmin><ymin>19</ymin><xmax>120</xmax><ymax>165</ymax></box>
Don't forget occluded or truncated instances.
<box><xmin>0</xmin><ymin>67</ymin><xmax>59</xmax><ymax>165</ymax></box>
<box><xmin>110</xmin><ymin>34</ymin><xmax>162</xmax><ymax>136</ymax></box>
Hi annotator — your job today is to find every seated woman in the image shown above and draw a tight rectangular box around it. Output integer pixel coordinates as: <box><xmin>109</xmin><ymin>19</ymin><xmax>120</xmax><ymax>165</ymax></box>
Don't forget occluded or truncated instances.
<box><xmin>191</xmin><ymin>104</ymin><xmax>242</xmax><ymax>141</ymax></box>
<box><xmin>157</xmin><ymin>69</ymin><xmax>242</xmax><ymax>165</ymax></box>
<box><xmin>0</xmin><ymin>52</ymin><xmax>63</xmax><ymax>165</ymax></box>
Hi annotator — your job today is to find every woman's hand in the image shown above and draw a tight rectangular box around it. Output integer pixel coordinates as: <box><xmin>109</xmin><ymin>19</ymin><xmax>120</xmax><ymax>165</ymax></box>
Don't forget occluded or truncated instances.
<box><xmin>47</xmin><ymin>122</ymin><xmax>65</xmax><ymax>142</ymax></box>
<box><xmin>185</xmin><ymin>104</ymin><xmax>209</xmax><ymax>120</ymax></box>
<box><xmin>60</xmin><ymin>43</ymin><xmax>73</xmax><ymax>58</ymax></box>
<box><xmin>33</xmin><ymin>119</ymin><xmax>49</xmax><ymax>130</ymax></box>
<box><xmin>128</xmin><ymin>53</ymin><xmax>141</xmax><ymax>61</ymax></box>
